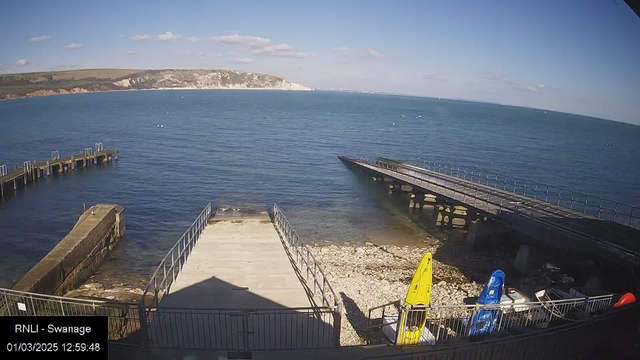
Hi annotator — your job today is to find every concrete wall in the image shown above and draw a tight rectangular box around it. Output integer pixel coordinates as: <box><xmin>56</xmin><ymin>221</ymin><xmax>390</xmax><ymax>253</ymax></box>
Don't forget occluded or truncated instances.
<box><xmin>13</xmin><ymin>204</ymin><xmax>125</xmax><ymax>295</ymax></box>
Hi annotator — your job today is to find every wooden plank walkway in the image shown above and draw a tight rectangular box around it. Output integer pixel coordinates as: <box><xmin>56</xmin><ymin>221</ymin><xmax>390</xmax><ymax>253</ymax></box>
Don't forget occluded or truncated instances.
<box><xmin>0</xmin><ymin>148</ymin><xmax>117</xmax><ymax>198</ymax></box>
<box><xmin>339</xmin><ymin>156</ymin><xmax>640</xmax><ymax>266</ymax></box>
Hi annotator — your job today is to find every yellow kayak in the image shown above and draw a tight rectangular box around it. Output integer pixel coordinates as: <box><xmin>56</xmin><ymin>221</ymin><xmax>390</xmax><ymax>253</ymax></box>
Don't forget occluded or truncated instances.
<box><xmin>398</xmin><ymin>252</ymin><xmax>432</xmax><ymax>345</ymax></box>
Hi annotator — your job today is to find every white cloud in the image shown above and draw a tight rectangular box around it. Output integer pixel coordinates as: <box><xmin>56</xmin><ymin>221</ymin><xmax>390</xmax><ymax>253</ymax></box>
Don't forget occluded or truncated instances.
<box><xmin>333</xmin><ymin>46</ymin><xmax>353</xmax><ymax>55</ymax></box>
<box><xmin>423</xmin><ymin>73</ymin><xmax>447</xmax><ymax>82</ymax></box>
<box><xmin>131</xmin><ymin>34</ymin><xmax>150</xmax><ymax>41</ymax></box>
<box><xmin>157</xmin><ymin>31</ymin><xmax>180</xmax><ymax>42</ymax></box>
<box><xmin>64</xmin><ymin>43</ymin><xmax>86</xmax><ymax>49</ymax></box>
<box><xmin>197</xmin><ymin>52</ymin><xmax>223</xmax><ymax>59</ymax></box>
<box><xmin>213</xmin><ymin>34</ymin><xmax>271</xmax><ymax>46</ymax></box>
<box><xmin>119</xmin><ymin>34</ymin><xmax>127</xmax><ymax>38</ymax></box>
<box><xmin>482</xmin><ymin>72</ymin><xmax>555</xmax><ymax>92</ymax></box>
<box><xmin>15</xmin><ymin>59</ymin><xmax>28</xmax><ymax>67</ymax></box>
<box><xmin>250</xmin><ymin>43</ymin><xmax>314</xmax><ymax>58</ymax></box>
<box><xmin>185</xmin><ymin>36</ymin><xmax>200</xmax><ymax>42</ymax></box>
<box><xmin>361</xmin><ymin>48</ymin><xmax>384</xmax><ymax>59</ymax></box>
<box><xmin>125</xmin><ymin>51</ymin><xmax>139</xmax><ymax>55</ymax></box>
<box><xmin>29</xmin><ymin>35</ymin><xmax>51</xmax><ymax>42</ymax></box>
<box><xmin>232</xmin><ymin>57</ymin><xmax>253</xmax><ymax>64</ymax></box>
<box><xmin>333</xmin><ymin>46</ymin><xmax>384</xmax><ymax>59</ymax></box>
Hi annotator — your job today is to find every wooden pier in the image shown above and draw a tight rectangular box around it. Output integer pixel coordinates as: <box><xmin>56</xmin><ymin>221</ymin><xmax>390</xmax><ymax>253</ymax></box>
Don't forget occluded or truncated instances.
<box><xmin>0</xmin><ymin>146</ymin><xmax>117</xmax><ymax>198</ymax></box>
<box><xmin>339</xmin><ymin>156</ymin><xmax>640</xmax><ymax>268</ymax></box>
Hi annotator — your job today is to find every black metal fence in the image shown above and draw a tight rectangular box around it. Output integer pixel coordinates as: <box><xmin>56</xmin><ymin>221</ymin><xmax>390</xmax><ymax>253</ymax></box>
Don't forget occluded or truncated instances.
<box><xmin>146</xmin><ymin>307</ymin><xmax>335</xmax><ymax>350</ymax></box>
<box><xmin>1</xmin><ymin>287</ymin><xmax>142</xmax><ymax>346</ymax></box>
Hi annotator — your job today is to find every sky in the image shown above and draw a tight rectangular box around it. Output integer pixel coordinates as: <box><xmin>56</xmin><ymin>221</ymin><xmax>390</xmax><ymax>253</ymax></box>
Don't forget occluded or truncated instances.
<box><xmin>1</xmin><ymin>0</ymin><xmax>640</xmax><ymax>124</ymax></box>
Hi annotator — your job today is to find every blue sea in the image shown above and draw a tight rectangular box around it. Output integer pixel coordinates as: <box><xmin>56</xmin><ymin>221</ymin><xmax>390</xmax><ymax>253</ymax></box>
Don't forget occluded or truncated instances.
<box><xmin>1</xmin><ymin>90</ymin><xmax>639</xmax><ymax>288</ymax></box>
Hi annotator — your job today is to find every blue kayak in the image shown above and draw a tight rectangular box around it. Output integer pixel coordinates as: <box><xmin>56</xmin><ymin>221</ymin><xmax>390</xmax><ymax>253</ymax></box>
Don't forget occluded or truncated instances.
<box><xmin>469</xmin><ymin>270</ymin><xmax>505</xmax><ymax>336</ymax></box>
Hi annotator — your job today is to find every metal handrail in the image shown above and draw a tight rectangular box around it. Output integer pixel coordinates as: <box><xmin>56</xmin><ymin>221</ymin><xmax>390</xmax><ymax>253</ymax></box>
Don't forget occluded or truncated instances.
<box><xmin>272</xmin><ymin>203</ymin><xmax>342</xmax><ymax>310</ymax></box>
<box><xmin>363</xmin><ymin>301</ymin><xmax>639</xmax><ymax>359</ymax></box>
<box><xmin>408</xmin><ymin>157</ymin><xmax>640</xmax><ymax>229</ymax></box>
<box><xmin>1</xmin><ymin>287</ymin><xmax>141</xmax><ymax>344</ymax></box>
<box><xmin>354</xmin><ymin>156</ymin><xmax>640</xmax><ymax>264</ymax></box>
<box><xmin>139</xmin><ymin>203</ymin><xmax>212</xmax><ymax>308</ymax></box>
<box><xmin>1</xmin><ymin>286</ymin><xmax>137</xmax><ymax>307</ymax></box>
<box><xmin>367</xmin><ymin>294</ymin><xmax>614</xmax><ymax>346</ymax></box>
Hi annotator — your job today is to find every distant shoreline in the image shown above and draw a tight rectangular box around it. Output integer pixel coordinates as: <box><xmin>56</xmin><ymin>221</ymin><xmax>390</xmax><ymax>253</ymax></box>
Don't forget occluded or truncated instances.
<box><xmin>0</xmin><ymin>86</ymin><xmax>313</xmax><ymax>102</ymax></box>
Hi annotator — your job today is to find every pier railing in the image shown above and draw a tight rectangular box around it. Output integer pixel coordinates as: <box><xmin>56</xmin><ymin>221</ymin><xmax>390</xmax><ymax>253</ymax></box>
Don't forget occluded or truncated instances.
<box><xmin>0</xmin><ymin>287</ymin><xmax>142</xmax><ymax>345</ymax></box>
<box><xmin>407</xmin><ymin>157</ymin><xmax>640</xmax><ymax>229</ymax></box>
<box><xmin>354</xmin><ymin>156</ymin><xmax>639</xmax><ymax>263</ymax></box>
<box><xmin>272</xmin><ymin>204</ymin><xmax>341</xmax><ymax>309</ymax></box>
<box><xmin>134</xmin><ymin>204</ymin><xmax>342</xmax><ymax>351</ymax></box>
<box><xmin>139</xmin><ymin>203</ymin><xmax>212</xmax><ymax>309</ymax></box>
<box><xmin>272</xmin><ymin>203</ymin><xmax>343</xmax><ymax>347</ymax></box>
<box><xmin>367</xmin><ymin>294</ymin><xmax>613</xmax><ymax>346</ymax></box>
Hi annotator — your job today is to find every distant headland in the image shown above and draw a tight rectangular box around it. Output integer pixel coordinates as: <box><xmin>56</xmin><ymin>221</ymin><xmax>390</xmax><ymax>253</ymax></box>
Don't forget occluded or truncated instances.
<box><xmin>0</xmin><ymin>68</ymin><xmax>310</xmax><ymax>100</ymax></box>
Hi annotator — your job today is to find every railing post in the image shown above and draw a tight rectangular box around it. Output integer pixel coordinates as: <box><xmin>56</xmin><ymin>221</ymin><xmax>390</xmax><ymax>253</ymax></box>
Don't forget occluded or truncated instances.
<box><xmin>333</xmin><ymin>303</ymin><xmax>342</xmax><ymax>349</ymax></box>
<box><xmin>137</xmin><ymin>302</ymin><xmax>150</xmax><ymax>350</ymax></box>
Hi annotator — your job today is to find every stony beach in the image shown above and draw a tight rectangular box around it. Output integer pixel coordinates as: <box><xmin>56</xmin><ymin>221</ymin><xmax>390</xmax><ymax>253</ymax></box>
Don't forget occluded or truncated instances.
<box><xmin>311</xmin><ymin>239</ymin><xmax>563</xmax><ymax>346</ymax></box>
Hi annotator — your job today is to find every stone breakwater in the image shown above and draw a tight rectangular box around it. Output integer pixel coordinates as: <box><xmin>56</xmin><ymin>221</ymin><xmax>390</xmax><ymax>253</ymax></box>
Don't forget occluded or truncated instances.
<box><xmin>311</xmin><ymin>243</ymin><xmax>558</xmax><ymax>346</ymax></box>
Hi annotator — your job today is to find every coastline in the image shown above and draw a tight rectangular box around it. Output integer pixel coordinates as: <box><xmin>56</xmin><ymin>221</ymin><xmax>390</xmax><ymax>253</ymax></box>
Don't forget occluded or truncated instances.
<box><xmin>0</xmin><ymin>86</ymin><xmax>313</xmax><ymax>102</ymax></box>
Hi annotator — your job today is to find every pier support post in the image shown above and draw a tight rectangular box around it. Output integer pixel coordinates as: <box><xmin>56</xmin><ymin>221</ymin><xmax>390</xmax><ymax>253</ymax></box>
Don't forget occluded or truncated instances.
<box><xmin>431</xmin><ymin>205</ymin><xmax>444</xmax><ymax>226</ymax></box>
<box><xmin>115</xmin><ymin>147</ymin><xmax>118</xmax><ymax>161</ymax></box>
<box><xmin>70</xmin><ymin>156</ymin><xmax>75</xmax><ymax>170</ymax></box>
<box><xmin>514</xmin><ymin>245</ymin><xmax>541</xmax><ymax>274</ymax></box>
<box><xmin>409</xmin><ymin>192</ymin><xmax>425</xmax><ymax>209</ymax></box>
<box><xmin>13</xmin><ymin>178</ymin><xmax>17</xmax><ymax>190</ymax></box>
<box><xmin>1</xmin><ymin>181</ymin><xmax>3</xmax><ymax>198</ymax></box>
<box><xmin>23</xmin><ymin>172</ymin><xmax>27</xmax><ymax>185</ymax></box>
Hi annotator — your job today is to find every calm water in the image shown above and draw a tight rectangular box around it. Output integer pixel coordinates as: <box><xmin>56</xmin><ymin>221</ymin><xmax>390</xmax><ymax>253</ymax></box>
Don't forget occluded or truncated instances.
<box><xmin>1</xmin><ymin>90</ymin><xmax>639</xmax><ymax>287</ymax></box>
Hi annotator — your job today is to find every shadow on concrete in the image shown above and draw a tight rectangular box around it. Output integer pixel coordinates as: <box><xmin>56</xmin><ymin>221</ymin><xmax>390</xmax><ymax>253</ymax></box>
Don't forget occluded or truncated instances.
<box><xmin>143</xmin><ymin>275</ymin><xmax>335</xmax><ymax>353</ymax></box>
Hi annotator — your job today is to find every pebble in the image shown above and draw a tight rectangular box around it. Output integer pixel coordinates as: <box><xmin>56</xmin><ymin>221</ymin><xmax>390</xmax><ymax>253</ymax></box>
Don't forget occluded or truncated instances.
<box><xmin>310</xmin><ymin>243</ymin><xmax>554</xmax><ymax>345</ymax></box>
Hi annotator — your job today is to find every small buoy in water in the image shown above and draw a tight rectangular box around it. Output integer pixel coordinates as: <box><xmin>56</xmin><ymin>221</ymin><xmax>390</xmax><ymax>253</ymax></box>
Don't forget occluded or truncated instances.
<box><xmin>157</xmin><ymin>124</ymin><xmax>160</xmax><ymax>127</ymax></box>
<box><xmin>417</xmin><ymin>115</ymin><xmax>421</xmax><ymax>118</ymax></box>
<box><xmin>166</xmin><ymin>112</ymin><xmax>169</xmax><ymax>114</ymax></box>
<box><xmin>400</xmin><ymin>114</ymin><xmax>405</xmax><ymax>118</ymax></box>
<box><xmin>160</xmin><ymin>124</ymin><xmax>164</xmax><ymax>128</ymax></box>
<box><xmin>393</xmin><ymin>123</ymin><xmax>396</xmax><ymax>126</ymax></box>
<box><xmin>181</xmin><ymin>96</ymin><xmax>184</xmax><ymax>99</ymax></box>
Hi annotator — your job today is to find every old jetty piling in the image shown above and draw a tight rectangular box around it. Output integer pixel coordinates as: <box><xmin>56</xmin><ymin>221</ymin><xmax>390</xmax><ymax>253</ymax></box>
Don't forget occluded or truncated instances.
<box><xmin>0</xmin><ymin>143</ymin><xmax>117</xmax><ymax>198</ymax></box>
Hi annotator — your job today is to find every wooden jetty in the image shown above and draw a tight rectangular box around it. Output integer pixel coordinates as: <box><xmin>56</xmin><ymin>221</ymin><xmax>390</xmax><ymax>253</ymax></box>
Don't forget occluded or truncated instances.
<box><xmin>0</xmin><ymin>144</ymin><xmax>117</xmax><ymax>198</ymax></box>
<box><xmin>339</xmin><ymin>156</ymin><xmax>640</xmax><ymax>268</ymax></box>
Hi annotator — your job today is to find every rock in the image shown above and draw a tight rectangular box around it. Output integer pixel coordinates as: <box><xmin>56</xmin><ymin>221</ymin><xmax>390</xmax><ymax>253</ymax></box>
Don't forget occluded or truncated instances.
<box><xmin>561</xmin><ymin>276</ymin><xmax>575</xmax><ymax>284</ymax></box>
<box><xmin>82</xmin><ymin>282</ymin><xmax>104</xmax><ymax>290</ymax></box>
<box><xmin>437</xmin><ymin>280</ymin><xmax>447</xmax><ymax>286</ymax></box>
<box><xmin>364</xmin><ymin>241</ymin><xmax>374</xmax><ymax>247</ymax></box>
